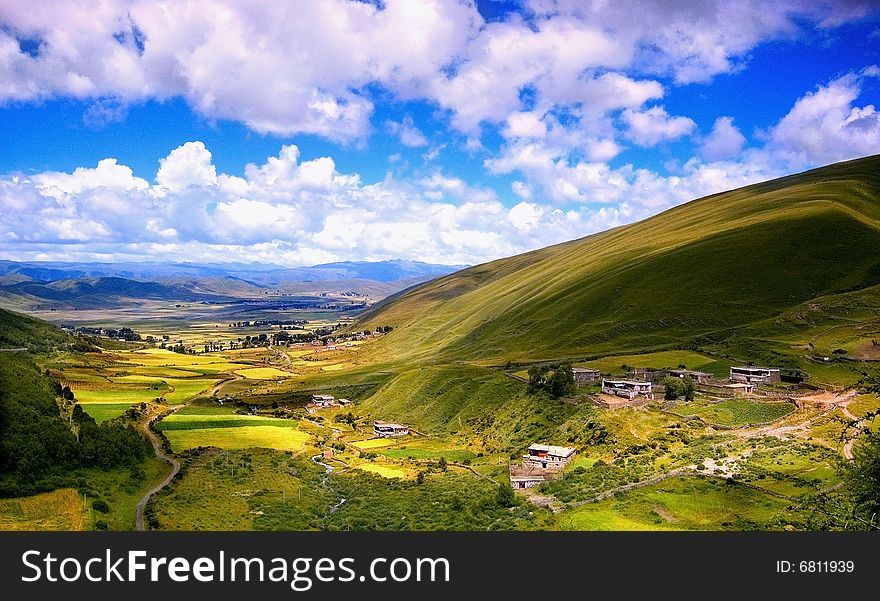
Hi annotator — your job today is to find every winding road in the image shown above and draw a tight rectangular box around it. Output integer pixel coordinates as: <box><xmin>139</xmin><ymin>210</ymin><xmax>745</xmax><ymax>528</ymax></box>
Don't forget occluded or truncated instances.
<box><xmin>134</xmin><ymin>406</ymin><xmax>183</xmax><ymax>531</ymax></box>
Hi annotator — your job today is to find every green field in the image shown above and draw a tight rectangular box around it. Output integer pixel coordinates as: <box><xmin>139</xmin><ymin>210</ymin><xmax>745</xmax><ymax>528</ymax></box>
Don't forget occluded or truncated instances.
<box><xmin>163</xmin><ymin>425</ymin><xmax>311</xmax><ymax>452</ymax></box>
<box><xmin>350</xmin><ymin>438</ymin><xmax>395</xmax><ymax>450</ymax></box>
<box><xmin>557</xmin><ymin>476</ymin><xmax>793</xmax><ymax>530</ymax></box>
<box><xmin>74</xmin><ymin>387</ymin><xmax>163</xmax><ymax>404</ymax></box>
<box><xmin>356</xmin><ymin>463</ymin><xmax>406</xmax><ymax>478</ymax></box>
<box><xmin>235</xmin><ymin>367</ymin><xmax>293</xmax><ymax>379</ymax></box>
<box><xmin>671</xmin><ymin>399</ymin><xmax>796</xmax><ymax>426</ymax></box>
<box><xmin>78</xmin><ymin>402</ymin><xmax>136</xmax><ymax>423</ymax></box>
<box><xmin>579</xmin><ymin>350</ymin><xmax>724</xmax><ymax>375</ymax></box>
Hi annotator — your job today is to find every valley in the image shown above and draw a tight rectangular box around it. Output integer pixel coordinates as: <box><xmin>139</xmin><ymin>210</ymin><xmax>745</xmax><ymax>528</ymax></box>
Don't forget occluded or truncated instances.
<box><xmin>1</xmin><ymin>156</ymin><xmax>879</xmax><ymax>531</ymax></box>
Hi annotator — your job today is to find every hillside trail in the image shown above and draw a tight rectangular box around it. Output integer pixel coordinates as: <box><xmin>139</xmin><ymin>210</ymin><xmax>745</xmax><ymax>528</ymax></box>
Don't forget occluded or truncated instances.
<box><xmin>135</xmin><ymin>402</ymin><xmax>184</xmax><ymax>531</ymax></box>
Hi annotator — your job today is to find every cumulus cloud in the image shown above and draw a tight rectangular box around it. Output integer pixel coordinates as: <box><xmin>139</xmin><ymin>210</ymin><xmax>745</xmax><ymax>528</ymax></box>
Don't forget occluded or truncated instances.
<box><xmin>156</xmin><ymin>141</ymin><xmax>217</xmax><ymax>192</ymax></box>
<box><xmin>0</xmin><ymin>0</ymin><xmax>870</xmax><ymax>143</ymax></box>
<box><xmin>766</xmin><ymin>67</ymin><xmax>880</xmax><ymax>166</ymax></box>
<box><xmin>621</xmin><ymin>106</ymin><xmax>696</xmax><ymax>147</ymax></box>
<box><xmin>700</xmin><ymin>117</ymin><xmax>747</xmax><ymax>161</ymax></box>
<box><xmin>0</xmin><ymin>141</ymin><xmax>608</xmax><ymax>265</ymax></box>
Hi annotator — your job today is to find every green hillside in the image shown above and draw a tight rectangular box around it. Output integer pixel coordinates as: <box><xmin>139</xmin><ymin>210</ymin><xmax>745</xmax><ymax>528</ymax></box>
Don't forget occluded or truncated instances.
<box><xmin>0</xmin><ymin>307</ymin><xmax>74</xmax><ymax>352</ymax></box>
<box><xmin>356</xmin><ymin>155</ymin><xmax>880</xmax><ymax>368</ymax></box>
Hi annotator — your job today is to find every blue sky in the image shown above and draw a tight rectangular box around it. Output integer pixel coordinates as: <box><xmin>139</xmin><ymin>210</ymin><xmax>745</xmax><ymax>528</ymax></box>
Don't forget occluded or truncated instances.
<box><xmin>0</xmin><ymin>0</ymin><xmax>878</xmax><ymax>266</ymax></box>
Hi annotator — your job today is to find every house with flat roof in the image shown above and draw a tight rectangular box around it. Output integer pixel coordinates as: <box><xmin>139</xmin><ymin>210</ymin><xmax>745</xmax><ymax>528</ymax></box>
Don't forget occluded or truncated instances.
<box><xmin>730</xmin><ymin>367</ymin><xmax>780</xmax><ymax>384</ymax></box>
<box><xmin>667</xmin><ymin>369</ymin><xmax>713</xmax><ymax>384</ymax></box>
<box><xmin>572</xmin><ymin>367</ymin><xmax>601</xmax><ymax>384</ymax></box>
<box><xmin>373</xmin><ymin>421</ymin><xmax>409</xmax><ymax>437</ymax></box>
<box><xmin>601</xmin><ymin>379</ymin><xmax>654</xmax><ymax>400</ymax></box>
<box><xmin>310</xmin><ymin>394</ymin><xmax>335</xmax><ymax>407</ymax></box>
<box><xmin>522</xmin><ymin>444</ymin><xmax>576</xmax><ymax>469</ymax></box>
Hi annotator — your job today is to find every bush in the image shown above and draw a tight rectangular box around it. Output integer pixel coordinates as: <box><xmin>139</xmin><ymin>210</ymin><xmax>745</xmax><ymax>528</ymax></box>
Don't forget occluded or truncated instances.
<box><xmin>94</xmin><ymin>520</ymin><xmax>109</xmax><ymax>530</ymax></box>
<box><xmin>92</xmin><ymin>499</ymin><xmax>110</xmax><ymax>513</ymax></box>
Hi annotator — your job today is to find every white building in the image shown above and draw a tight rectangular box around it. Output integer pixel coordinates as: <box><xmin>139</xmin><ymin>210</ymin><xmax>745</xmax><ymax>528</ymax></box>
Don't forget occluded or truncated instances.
<box><xmin>730</xmin><ymin>367</ymin><xmax>780</xmax><ymax>384</ymax></box>
<box><xmin>522</xmin><ymin>444</ymin><xmax>576</xmax><ymax>469</ymax></box>
<box><xmin>311</xmin><ymin>394</ymin><xmax>335</xmax><ymax>407</ymax></box>
<box><xmin>373</xmin><ymin>421</ymin><xmax>409</xmax><ymax>437</ymax></box>
<box><xmin>601</xmin><ymin>379</ymin><xmax>654</xmax><ymax>400</ymax></box>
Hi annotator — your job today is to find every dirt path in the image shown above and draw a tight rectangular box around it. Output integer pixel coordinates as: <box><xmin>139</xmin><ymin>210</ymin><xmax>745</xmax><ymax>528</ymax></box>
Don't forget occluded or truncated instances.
<box><xmin>135</xmin><ymin>405</ymin><xmax>183</xmax><ymax>531</ymax></box>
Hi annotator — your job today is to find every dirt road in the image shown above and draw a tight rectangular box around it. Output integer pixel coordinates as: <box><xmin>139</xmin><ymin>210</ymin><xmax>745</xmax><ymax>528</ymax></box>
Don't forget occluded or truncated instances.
<box><xmin>134</xmin><ymin>405</ymin><xmax>183</xmax><ymax>531</ymax></box>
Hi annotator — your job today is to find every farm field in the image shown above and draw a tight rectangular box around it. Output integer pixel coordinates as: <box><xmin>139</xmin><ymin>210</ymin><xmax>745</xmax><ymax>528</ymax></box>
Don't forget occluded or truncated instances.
<box><xmin>557</xmin><ymin>476</ymin><xmax>792</xmax><ymax>531</ymax></box>
<box><xmin>578</xmin><ymin>350</ymin><xmax>726</xmax><ymax>376</ymax></box>
<box><xmin>669</xmin><ymin>398</ymin><xmax>796</xmax><ymax>427</ymax></box>
<box><xmin>79</xmin><ymin>402</ymin><xmax>136</xmax><ymax>423</ymax></box>
<box><xmin>235</xmin><ymin>367</ymin><xmax>293</xmax><ymax>379</ymax></box>
<box><xmin>0</xmin><ymin>488</ymin><xmax>86</xmax><ymax>531</ymax></box>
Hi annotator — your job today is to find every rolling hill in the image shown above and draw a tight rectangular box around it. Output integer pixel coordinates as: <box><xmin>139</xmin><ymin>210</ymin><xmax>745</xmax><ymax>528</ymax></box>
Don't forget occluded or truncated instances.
<box><xmin>355</xmin><ymin>155</ymin><xmax>880</xmax><ymax>367</ymax></box>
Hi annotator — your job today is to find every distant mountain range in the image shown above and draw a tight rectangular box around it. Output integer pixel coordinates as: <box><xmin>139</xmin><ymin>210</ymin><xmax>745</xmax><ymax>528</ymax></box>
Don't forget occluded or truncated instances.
<box><xmin>0</xmin><ymin>259</ymin><xmax>467</xmax><ymax>312</ymax></box>
<box><xmin>0</xmin><ymin>259</ymin><xmax>466</xmax><ymax>286</ymax></box>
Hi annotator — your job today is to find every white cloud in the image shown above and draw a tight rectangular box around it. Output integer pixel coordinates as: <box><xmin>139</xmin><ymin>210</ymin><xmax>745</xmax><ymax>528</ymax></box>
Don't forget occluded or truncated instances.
<box><xmin>385</xmin><ymin>116</ymin><xmax>428</xmax><ymax>147</ymax></box>
<box><xmin>700</xmin><ymin>117</ymin><xmax>747</xmax><ymax>161</ymax></box>
<box><xmin>156</xmin><ymin>141</ymin><xmax>217</xmax><ymax>192</ymax></box>
<box><xmin>766</xmin><ymin>67</ymin><xmax>880</xmax><ymax>166</ymax></box>
<box><xmin>621</xmin><ymin>106</ymin><xmax>696</xmax><ymax>147</ymax></box>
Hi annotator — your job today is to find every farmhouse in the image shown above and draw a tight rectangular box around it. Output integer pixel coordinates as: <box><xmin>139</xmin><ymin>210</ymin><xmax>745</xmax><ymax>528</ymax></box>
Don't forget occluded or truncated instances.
<box><xmin>730</xmin><ymin>367</ymin><xmax>781</xmax><ymax>384</ymax></box>
<box><xmin>724</xmin><ymin>383</ymin><xmax>755</xmax><ymax>396</ymax></box>
<box><xmin>522</xmin><ymin>444</ymin><xmax>576</xmax><ymax>469</ymax></box>
<box><xmin>601</xmin><ymin>379</ymin><xmax>654</xmax><ymax>400</ymax></box>
<box><xmin>311</xmin><ymin>394</ymin><xmax>335</xmax><ymax>407</ymax></box>
<box><xmin>572</xmin><ymin>367</ymin><xmax>601</xmax><ymax>384</ymax></box>
<box><xmin>667</xmin><ymin>369</ymin><xmax>712</xmax><ymax>384</ymax></box>
<box><xmin>373</xmin><ymin>421</ymin><xmax>409</xmax><ymax>437</ymax></box>
<box><xmin>337</xmin><ymin>398</ymin><xmax>352</xmax><ymax>406</ymax></box>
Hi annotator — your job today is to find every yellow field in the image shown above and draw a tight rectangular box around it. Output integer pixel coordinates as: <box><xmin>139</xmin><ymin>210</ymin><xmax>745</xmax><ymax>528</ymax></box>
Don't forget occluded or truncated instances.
<box><xmin>320</xmin><ymin>363</ymin><xmax>347</xmax><ymax>371</ymax></box>
<box><xmin>357</xmin><ymin>464</ymin><xmax>406</xmax><ymax>478</ymax></box>
<box><xmin>234</xmin><ymin>367</ymin><xmax>292</xmax><ymax>379</ymax></box>
<box><xmin>0</xmin><ymin>488</ymin><xmax>86</xmax><ymax>531</ymax></box>
<box><xmin>350</xmin><ymin>438</ymin><xmax>395</xmax><ymax>450</ymax></box>
<box><xmin>163</xmin><ymin>426</ymin><xmax>311</xmax><ymax>452</ymax></box>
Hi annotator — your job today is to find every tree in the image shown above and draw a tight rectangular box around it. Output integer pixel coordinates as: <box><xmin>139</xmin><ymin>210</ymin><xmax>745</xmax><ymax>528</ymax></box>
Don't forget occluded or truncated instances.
<box><xmin>662</xmin><ymin>377</ymin><xmax>683</xmax><ymax>400</ymax></box>
<box><xmin>663</xmin><ymin>376</ymin><xmax>694</xmax><ymax>401</ymax></box>
<box><xmin>527</xmin><ymin>362</ymin><xmax>575</xmax><ymax>398</ymax></box>
<box><xmin>497</xmin><ymin>482</ymin><xmax>515</xmax><ymax>507</ymax></box>
<box><xmin>844</xmin><ymin>430</ymin><xmax>880</xmax><ymax>526</ymax></box>
<box><xmin>438</xmin><ymin>456</ymin><xmax>447</xmax><ymax>471</ymax></box>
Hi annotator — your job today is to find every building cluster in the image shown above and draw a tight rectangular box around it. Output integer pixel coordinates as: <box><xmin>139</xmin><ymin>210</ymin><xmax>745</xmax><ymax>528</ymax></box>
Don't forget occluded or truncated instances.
<box><xmin>307</xmin><ymin>394</ymin><xmax>352</xmax><ymax>411</ymax></box>
<box><xmin>570</xmin><ymin>363</ymin><xmax>785</xmax><ymax>405</ymax></box>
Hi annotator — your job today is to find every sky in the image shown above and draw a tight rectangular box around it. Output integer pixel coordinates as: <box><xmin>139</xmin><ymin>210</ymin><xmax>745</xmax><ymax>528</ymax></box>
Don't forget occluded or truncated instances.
<box><xmin>1</xmin><ymin>0</ymin><xmax>879</xmax><ymax>267</ymax></box>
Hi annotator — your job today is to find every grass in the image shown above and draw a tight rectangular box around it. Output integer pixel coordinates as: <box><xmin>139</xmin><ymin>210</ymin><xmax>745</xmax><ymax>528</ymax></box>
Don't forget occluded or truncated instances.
<box><xmin>149</xmin><ymin>449</ymin><xmax>318</xmax><ymax>531</ymax></box>
<box><xmin>73</xmin><ymin>387</ymin><xmax>163</xmax><ymax>404</ymax></box>
<box><xmin>0</xmin><ymin>488</ymin><xmax>86</xmax><ymax>530</ymax></box>
<box><xmin>379</xmin><ymin>448</ymin><xmax>477</xmax><ymax>462</ymax></box>
<box><xmin>356</xmin><ymin>464</ymin><xmax>406</xmax><ymax>478</ymax></box>
<box><xmin>78</xmin><ymin>402</ymin><xmax>135</xmax><ymax>423</ymax></box>
<box><xmin>77</xmin><ymin>457</ymin><xmax>170</xmax><ymax>530</ymax></box>
<box><xmin>674</xmin><ymin>399</ymin><xmax>796</xmax><ymax>426</ymax></box>
<box><xmin>350</xmin><ymin>438</ymin><xmax>395</xmax><ymax>450</ymax></box>
<box><xmin>163</xmin><ymin>425</ymin><xmax>311</xmax><ymax>452</ymax></box>
<box><xmin>579</xmin><ymin>350</ymin><xmax>722</xmax><ymax>375</ymax></box>
<box><xmin>162</xmin><ymin>378</ymin><xmax>219</xmax><ymax>403</ymax></box>
<box><xmin>557</xmin><ymin>476</ymin><xmax>793</xmax><ymax>530</ymax></box>
<box><xmin>235</xmin><ymin>367</ymin><xmax>293</xmax><ymax>379</ymax></box>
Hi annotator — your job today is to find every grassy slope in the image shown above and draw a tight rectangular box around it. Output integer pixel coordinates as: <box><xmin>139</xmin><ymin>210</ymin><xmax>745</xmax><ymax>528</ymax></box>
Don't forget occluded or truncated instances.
<box><xmin>356</xmin><ymin>156</ymin><xmax>880</xmax><ymax>367</ymax></box>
